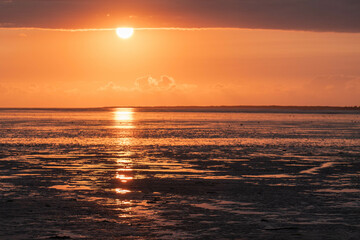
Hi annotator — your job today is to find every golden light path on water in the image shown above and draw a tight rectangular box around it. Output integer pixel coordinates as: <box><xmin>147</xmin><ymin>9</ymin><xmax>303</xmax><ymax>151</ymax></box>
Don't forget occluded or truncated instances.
<box><xmin>113</xmin><ymin>108</ymin><xmax>135</xmax><ymax>204</ymax></box>
<box><xmin>114</xmin><ymin>108</ymin><xmax>134</xmax><ymax>122</ymax></box>
<box><xmin>112</xmin><ymin>108</ymin><xmax>167</xmax><ymax>222</ymax></box>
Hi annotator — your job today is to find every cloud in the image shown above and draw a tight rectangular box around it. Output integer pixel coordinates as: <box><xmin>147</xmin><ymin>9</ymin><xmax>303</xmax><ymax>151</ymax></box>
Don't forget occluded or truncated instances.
<box><xmin>135</xmin><ymin>75</ymin><xmax>176</xmax><ymax>91</ymax></box>
<box><xmin>0</xmin><ymin>0</ymin><xmax>359</xmax><ymax>32</ymax></box>
<box><xmin>98</xmin><ymin>75</ymin><xmax>195</xmax><ymax>93</ymax></box>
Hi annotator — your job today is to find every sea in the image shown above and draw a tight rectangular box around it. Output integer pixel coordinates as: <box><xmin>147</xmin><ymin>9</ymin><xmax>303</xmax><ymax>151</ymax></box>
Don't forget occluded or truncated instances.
<box><xmin>0</xmin><ymin>107</ymin><xmax>359</xmax><ymax>239</ymax></box>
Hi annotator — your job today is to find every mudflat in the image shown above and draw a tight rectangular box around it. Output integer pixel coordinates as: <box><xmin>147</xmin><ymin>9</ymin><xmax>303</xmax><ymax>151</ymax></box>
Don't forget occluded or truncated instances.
<box><xmin>0</xmin><ymin>108</ymin><xmax>359</xmax><ymax>239</ymax></box>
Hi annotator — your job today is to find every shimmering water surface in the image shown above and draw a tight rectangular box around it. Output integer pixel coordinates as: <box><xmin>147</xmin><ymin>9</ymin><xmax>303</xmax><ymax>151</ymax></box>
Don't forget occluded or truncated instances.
<box><xmin>0</xmin><ymin>108</ymin><xmax>359</xmax><ymax>239</ymax></box>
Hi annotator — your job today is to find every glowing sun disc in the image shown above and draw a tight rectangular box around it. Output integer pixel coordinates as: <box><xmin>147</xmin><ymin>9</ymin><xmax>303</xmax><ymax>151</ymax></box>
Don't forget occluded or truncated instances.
<box><xmin>116</xmin><ymin>28</ymin><xmax>134</xmax><ymax>39</ymax></box>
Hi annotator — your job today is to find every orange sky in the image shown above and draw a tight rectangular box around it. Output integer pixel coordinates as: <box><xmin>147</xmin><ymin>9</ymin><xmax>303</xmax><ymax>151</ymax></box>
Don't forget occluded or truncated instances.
<box><xmin>0</xmin><ymin>28</ymin><xmax>360</xmax><ymax>107</ymax></box>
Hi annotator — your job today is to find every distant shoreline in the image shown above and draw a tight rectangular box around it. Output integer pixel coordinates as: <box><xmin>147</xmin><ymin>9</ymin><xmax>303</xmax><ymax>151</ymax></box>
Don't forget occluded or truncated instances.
<box><xmin>0</xmin><ymin>105</ymin><xmax>359</xmax><ymax>114</ymax></box>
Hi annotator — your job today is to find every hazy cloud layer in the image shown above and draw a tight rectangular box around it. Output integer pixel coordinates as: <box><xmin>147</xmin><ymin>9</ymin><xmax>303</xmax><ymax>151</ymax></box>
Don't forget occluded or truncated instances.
<box><xmin>135</xmin><ymin>76</ymin><xmax>176</xmax><ymax>91</ymax></box>
<box><xmin>1</xmin><ymin>74</ymin><xmax>359</xmax><ymax>107</ymax></box>
<box><xmin>0</xmin><ymin>0</ymin><xmax>359</xmax><ymax>32</ymax></box>
<box><xmin>99</xmin><ymin>75</ymin><xmax>193</xmax><ymax>93</ymax></box>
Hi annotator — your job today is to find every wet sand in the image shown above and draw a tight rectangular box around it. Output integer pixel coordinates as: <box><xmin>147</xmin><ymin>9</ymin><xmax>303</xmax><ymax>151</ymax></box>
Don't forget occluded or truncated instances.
<box><xmin>0</xmin><ymin>108</ymin><xmax>359</xmax><ymax>239</ymax></box>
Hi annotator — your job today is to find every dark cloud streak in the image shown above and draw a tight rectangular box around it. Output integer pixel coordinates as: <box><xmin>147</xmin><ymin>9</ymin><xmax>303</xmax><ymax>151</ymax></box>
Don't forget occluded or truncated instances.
<box><xmin>0</xmin><ymin>0</ymin><xmax>359</xmax><ymax>32</ymax></box>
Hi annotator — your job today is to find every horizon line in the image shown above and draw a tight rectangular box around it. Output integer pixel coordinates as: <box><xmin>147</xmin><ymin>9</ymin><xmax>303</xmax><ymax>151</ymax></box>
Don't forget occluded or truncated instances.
<box><xmin>0</xmin><ymin>105</ymin><xmax>359</xmax><ymax>110</ymax></box>
<box><xmin>1</xmin><ymin>27</ymin><xmax>359</xmax><ymax>34</ymax></box>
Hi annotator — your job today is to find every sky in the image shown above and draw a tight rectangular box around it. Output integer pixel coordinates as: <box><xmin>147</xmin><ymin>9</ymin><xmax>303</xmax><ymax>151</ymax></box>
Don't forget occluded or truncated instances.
<box><xmin>0</xmin><ymin>0</ymin><xmax>359</xmax><ymax>107</ymax></box>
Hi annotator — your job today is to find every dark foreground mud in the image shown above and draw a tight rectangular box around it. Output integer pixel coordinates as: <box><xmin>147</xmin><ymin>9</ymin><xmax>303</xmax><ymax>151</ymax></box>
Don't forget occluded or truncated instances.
<box><xmin>0</xmin><ymin>109</ymin><xmax>359</xmax><ymax>239</ymax></box>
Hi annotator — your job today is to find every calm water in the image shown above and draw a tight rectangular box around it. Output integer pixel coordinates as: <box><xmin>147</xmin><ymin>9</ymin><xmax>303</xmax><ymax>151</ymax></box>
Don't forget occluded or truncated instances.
<box><xmin>0</xmin><ymin>108</ymin><xmax>359</xmax><ymax>239</ymax></box>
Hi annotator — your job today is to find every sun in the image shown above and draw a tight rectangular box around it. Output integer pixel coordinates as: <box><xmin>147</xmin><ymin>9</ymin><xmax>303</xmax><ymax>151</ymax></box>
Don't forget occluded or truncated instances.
<box><xmin>116</xmin><ymin>27</ymin><xmax>134</xmax><ymax>39</ymax></box>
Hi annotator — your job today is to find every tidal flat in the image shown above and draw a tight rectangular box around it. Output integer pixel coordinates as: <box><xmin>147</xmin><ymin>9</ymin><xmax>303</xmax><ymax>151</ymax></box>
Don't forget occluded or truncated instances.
<box><xmin>0</xmin><ymin>108</ymin><xmax>359</xmax><ymax>239</ymax></box>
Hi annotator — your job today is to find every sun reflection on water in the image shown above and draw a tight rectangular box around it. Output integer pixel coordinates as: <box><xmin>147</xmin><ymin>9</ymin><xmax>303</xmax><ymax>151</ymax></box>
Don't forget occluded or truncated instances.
<box><xmin>114</xmin><ymin>108</ymin><xmax>134</xmax><ymax>122</ymax></box>
<box><xmin>115</xmin><ymin>188</ymin><xmax>131</xmax><ymax>194</ymax></box>
<box><xmin>113</xmin><ymin>108</ymin><xmax>135</xmax><ymax>194</ymax></box>
<box><xmin>115</xmin><ymin>174</ymin><xmax>134</xmax><ymax>183</ymax></box>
